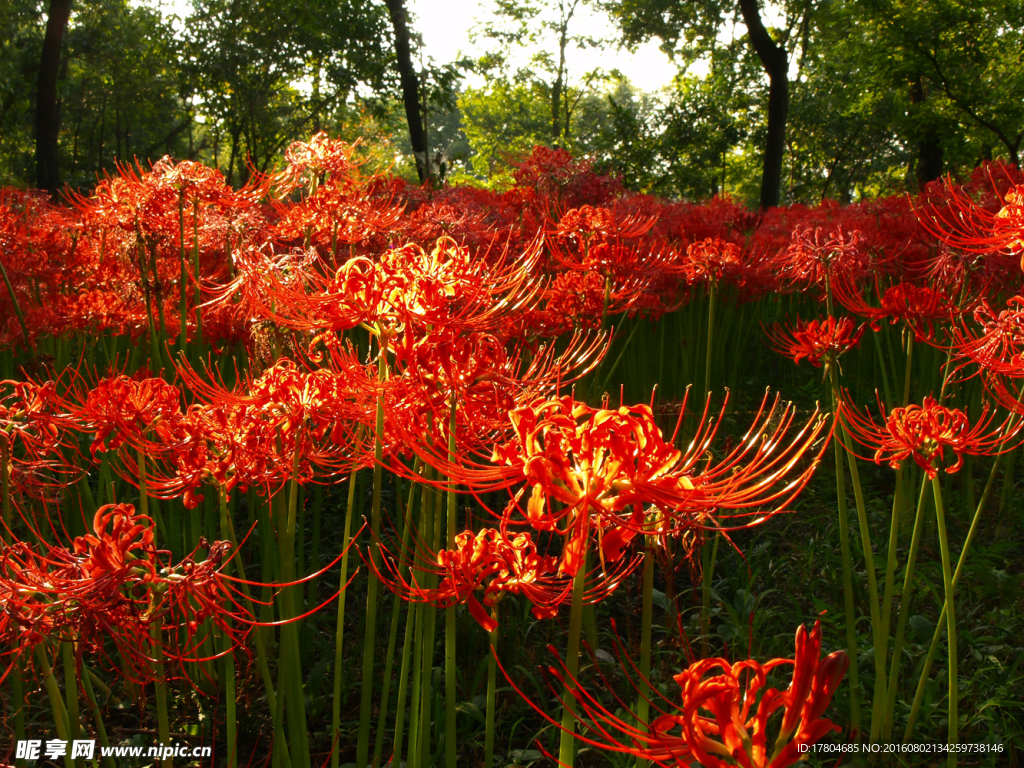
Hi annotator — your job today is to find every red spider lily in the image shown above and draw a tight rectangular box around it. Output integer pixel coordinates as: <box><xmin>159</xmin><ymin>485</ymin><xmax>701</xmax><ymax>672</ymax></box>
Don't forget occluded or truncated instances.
<box><xmin>62</xmin><ymin>373</ymin><xmax>184</xmax><ymax>459</ymax></box>
<box><xmin>502</xmin><ymin>620</ymin><xmax>847</xmax><ymax>768</ymax></box>
<box><xmin>948</xmin><ymin>295</ymin><xmax>1024</xmax><ymax>378</ymax></box>
<box><xmin>0</xmin><ymin>503</ymin><xmax>247</xmax><ymax>685</ymax></box>
<box><xmin>0</xmin><ymin>379</ymin><xmax>67</xmax><ymax>455</ymax></box>
<box><xmin>767</xmin><ymin>226</ymin><xmax>869</xmax><ymax>291</ymax></box>
<box><xmin>551</xmin><ymin>205</ymin><xmax>656</xmax><ymax>245</ymax></box>
<box><xmin>273</xmin><ymin>179</ymin><xmax>404</xmax><ymax>255</ymax></box>
<box><xmin>764</xmin><ymin>316</ymin><xmax>865</xmax><ymax>368</ymax></box>
<box><xmin>839</xmin><ymin>392</ymin><xmax>1023</xmax><ymax>478</ymax></box>
<box><xmin>219</xmin><ymin>236</ymin><xmax>542</xmax><ymax>341</ymax></box>
<box><xmin>915</xmin><ymin>171</ymin><xmax>1024</xmax><ymax>268</ymax></box>
<box><xmin>135</xmin><ymin>358</ymin><xmax>371</xmax><ymax>504</ymax></box>
<box><xmin>372</xmin><ymin>527</ymin><xmax>632</xmax><ymax>631</ymax></box>
<box><xmin>405</xmin><ymin>391</ymin><xmax>830</xmax><ymax>578</ymax></box>
<box><xmin>832</xmin><ymin>275</ymin><xmax>961</xmax><ymax>342</ymax></box>
<box><xmin>272</xmin><ymin>133</ymin><xmax>367</xmax><ymax>194</ymax></box>
<box><xmin>541</xmin><ymin>269</ymin><xmax>648</xmax><ymax>331</ymax></box>
<box><xmin>388</xmin><ymin>325</ymin><xmax>607</xmax><ymax>435</ymax></box>
<box><xmin>678</xmin><ymin>237</ymin><xmax>745</xmax><ymax>285</ymax></box>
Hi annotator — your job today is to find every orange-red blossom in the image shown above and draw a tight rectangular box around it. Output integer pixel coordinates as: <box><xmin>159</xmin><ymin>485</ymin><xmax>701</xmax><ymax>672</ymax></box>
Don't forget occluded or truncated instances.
<box><xmin>841</xmin><ymin>393</ymin><xmax>1023</xmax><ymax>478</ymax></box>
<box><xmin>503</xmin><ymin>621</ymin><xmax>847</xmax><ymax>767</ymax></box>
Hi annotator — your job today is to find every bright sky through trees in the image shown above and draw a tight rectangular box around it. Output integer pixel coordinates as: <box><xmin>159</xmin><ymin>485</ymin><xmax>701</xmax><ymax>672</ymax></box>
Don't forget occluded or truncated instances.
<box><xmin>155</xmin><ymin>0</ymin><xmax>678</xmax><ymax>92</ymax></box>
<box><xmin>407</xmin><ymin>0</ymin><xmax>678</xmax><ymax>91</ymax></box>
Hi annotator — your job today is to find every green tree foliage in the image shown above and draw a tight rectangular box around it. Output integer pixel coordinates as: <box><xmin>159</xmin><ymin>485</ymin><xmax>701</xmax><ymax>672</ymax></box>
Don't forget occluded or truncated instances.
<box><xmin>62</xmin><ymin>0</ymin><xmax>186</xmax><ymax>188</ymax></box>
<box><xmin>180</xmin><ymin>0</ymin><xmax>394</xmax><ymax>184</ymax></box>
<box><xmin>0</xmin><ymin>0</ymin><xmax>43</xmax><ymax>181</ymax></box>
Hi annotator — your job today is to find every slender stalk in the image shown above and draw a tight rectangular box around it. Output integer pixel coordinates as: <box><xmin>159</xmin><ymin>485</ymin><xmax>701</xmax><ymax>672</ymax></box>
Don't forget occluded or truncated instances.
<box><xmin>557</xmin><ymin>548</ymin><xmax>589</xmax><ymax>767</ymax></box>
<box><xmin>61</xmin><ymin>641</ymin><xmax>82</xmax><ymax>768</ymax></box>
<box><xmin>331</xmin><ymin>471</ymin><xmax>359</xmax><ymax>768</ymax></box>
<box><xmin>356</xmin><ymin>360</ymin><xmax>387</xmax><ymax>768</ymax></box>
<box><xmin>389</xmin><ymin>462</ymin><xmax>422</xmax><ymax>766</ymax></box>
<box><xmin>882</xmin><ymin>475</ymin><xmax>929</xmax><ymax>740</ymax></box>
<box><xmin>36</xmin><ymin>645</ymin><xmax>73</xmax><ymax>768</ymax></box>
<box><xmin>905</xmin><ymin>450</ymin><xmax>1004</xmax><ymax>742</ymax></box>
<box><xmin>930</xmin><ymin>476</ymin><xmax>957</xmax><ymax>767</ymax></box>
<box><xmin>484</xmin><ymin>604</ymin><xmax>499</xmax><ymax>768</ymax></box>
<box><xmin>218</xmin><ymin>493</ymin><xmax>237</xmax><ymax>768</ymax></box>
<box><xmin>827</xmin><ymin>368</ymin><xmax>862</xmax><ymax>736</ymax></box>
<box><xmin>445</xmin><ymin>400</ymin><xmax>458</xmax><ymax>768</ymax></box>
<box><xmin>81</xmin><ymin>664</ymin><xmax>117</xmax><ymax>768</ymax></box>
<box><xmin>12</xmin><ymin>653</ymin><xmax>25</xmax><ymax>767</ymax></box>
<box><xmin>636</xmin><ymin>535</ymin><xmax>655</xmax><ymax>768</ymax></box>
<box><xmin>178</xmin><ymin>192</ymin><xmax>188</xmax><ymax>358</ymax></box>
<box><xmin>699</xmin><ymin>531</ymin><xmax>720</xmax><ymax>658</ymax></box>
<box><xmin>0</xmin><ymin>259</ymin><xmax>31</xmax><ymax>351</ymax></box>
<box><xmin>373</xmin><ymin>473</ymin><xmax>420</xmax><ymax>767</ymax></box>
<box><xmin>704</xmin><ymin>279</ymin><xmax>716</xmax><ymax>397</ymax></box>
<box><xmin>280</xmin><ymin>452</ymin><xmax>311</xmax><ymax>768</ymax></box>
<box><xmin>191</xmin><ymin>201</ymin><xmax>204</xmax><ymax>355</ymax></box>
<box><xmin>219</xmin><ymin>491</ymin><xmax>277</xmax><ymax>718</ymax></box>
<box><xmin>391</xmin><ymin>594</ymin><xmax>417</xmax><ymax>768</ymax></box>
<box><xmin>150</xmin><ymin>617</ymin><xmax>172</xmax><ymax>768</ymax></box>
<box><xmin>844</xmin><ymin>436</ymin><xmax>888</xmax><ymax>739</ymax></box>
<box><xmin>417</xmin><ymin>475</ymin><xmax>444</xmax><ymax>767</ymax></box>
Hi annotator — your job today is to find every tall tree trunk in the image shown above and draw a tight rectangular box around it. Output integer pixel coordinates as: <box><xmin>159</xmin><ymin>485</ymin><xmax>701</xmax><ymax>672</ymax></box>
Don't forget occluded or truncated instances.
<box><xmin>385</xmin><ymin>0</ymin><xmax>428</xmax><ymax>183</ymax></box>
<box><xmin>911</xmin><ymin>76</ymin><xmax>943</xmax><ymax>190</ymax></box>
<box><xmin>36</xmin><ymin>0</ymin><xmax>73</xmax><ymax>199</ymax></box>
<box><xmin>552</xmin><ymin>28</ymin><xmax>567</xmax><ymax>143</ymax></box>
<box><xmin>738</xmin><ymin>0</ymin><xmax>788</xmax><ymax>210</ymax></box>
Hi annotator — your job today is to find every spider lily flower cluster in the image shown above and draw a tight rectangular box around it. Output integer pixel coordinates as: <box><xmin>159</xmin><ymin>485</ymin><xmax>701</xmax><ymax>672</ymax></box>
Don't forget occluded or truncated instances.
<box><xmin>0</xmin><ymin>136</ymin><xmax>1020</xmax><ymax>768</ymax></box>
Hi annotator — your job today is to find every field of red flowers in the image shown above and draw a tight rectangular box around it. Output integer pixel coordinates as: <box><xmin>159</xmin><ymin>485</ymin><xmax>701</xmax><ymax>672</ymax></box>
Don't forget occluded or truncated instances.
<box><xmin>1</xmin><ymin>136</ymin><xmax>1023</xmax><ymax>768</ymax></box>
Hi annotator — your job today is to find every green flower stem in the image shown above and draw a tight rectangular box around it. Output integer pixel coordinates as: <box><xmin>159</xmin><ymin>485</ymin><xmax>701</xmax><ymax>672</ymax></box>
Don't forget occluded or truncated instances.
<box><xmin>417</xmin><ymin>476</ymin><xmax>444</xmax><ymax>767</ymax></box>
<box><xmin>81</xmin><ymin>664</ymin><xmax>117</xmax><ymax>768</ymax></box>
<box><xmin>150</xmin><ymin>617</ymin><xmax>172</xmax><ymax>768</ymax></box>
<box><xmin>356</xmin><ymin>339</ymin><xmax>388</xmax><ymax>768</ymax></box>
<box><xmin>280</xmin><ymin>452</ymin><xmax>311</xmax><ymax>768</ymax></box>
<box><xmin>904</xmin><ymin>451</ymin><xmax>1005</xmax><ymax>744</ymax></box>
<box><xmin>598</xmin><ymin>321</ymin><xmax>641</xmax><ymax>395</ymax></box>
<box><xmin>61</xmin><ymin>641</ymin><xmax>83</xmax><ymax>768</ymax></box>
<box><xmin>310</xmin><ymin>484</ymin><xmax>323</xmax><ymax>607</ymax></box>
<box><xmin>0</xmin><ymin>259</ymin><xmax>31</xmax><ymax>352</ymax></box>
<box><xmin>700</xmin><ymin>531</ymin><xmax>720</xmax><ymax>658</ymax></box>
<box><xmin>407</xmin><ymin>472</ymin><xmax>434</xmax><ymax>768</ymax></box>
<box><xmin>3</xmin><ymin>434</ymin><xmax>12</xmax><ymax>545</ymax></box>
<box><xmin>218</xmin><ymin>491</ymin><xmax>277</xmax><ymax>719</ymax></box>
<box><xmin>882</xmin><ymin>475</ymin><xmax>929</xmax><ymax>740</ymax></box>
<box><xmin>406</xmin><ymin>601</ymin><xmax>425</xmax><ymax>768</ymax></box>
<box><xmin>387</xmin><ymin>463</ymin><xmax>422</xmax><ymax>766</ymax></box>
<box><xmin>191</xmin><ymin>202</ymin><xmax>204</xmax><ymax>355</ymax></box>
<box><xmin>484</xmin><ymin>604</ymin><xmax>499</xmax><ymax>768</ymax></box>
<box><xmin>844</xmin><ymin>432</ymin><xmax>888</xmax><ymax>740</ymax></box>
<box><xmin>12</xmin><ymin>654</ymin><xmax>25</xmax><ymax>768</ymax></box>
<box><xmin>878</xmin><ymin>469</ymin><xmax>904</xmax><ymax>685</ymax></box>
<box><xmin>36</xmin><ymin>645</ymin><xmax>73</xmax><ymax>768</ymax></box>
<box><xmin>636</xmin><ymin>535</ymin><xmax>655</xmax><ymax>768</ymax></box>
<box><xmin>177</xmin><ymin>192</ymin><xmax>188</xmax><ymax>358</ymax></box>
<box><xmin>331</xmin><ymin>471</ymin><xmax>359</xmax><ymax>768</ymax></box>
<box><xmin>704</xmin><ymin>279</ymin><xmax>716</xmax><ymax>398</ymax></box>
<box><xmin>870</xmin><ymin>330</ymin><xmax>894</xmax><ymax>411</ymax></box>
<box><xmin>830</xmin><ymin>362</ymin><xmax>886</xmax><ymax>739</ymax></box>
<box><xmin>557</xmin><ymin>547</ymin><xmax>589</xmax><ymax>768</ymax></box>
<box><xmin>445</xmin><ymin>400</ymin><xmax>458</xmax><ymax>768</ymax></box>
<box><xmin>218</xmin><ymin>492</ymin><xmax>237</xmax><ymax>768</ymax></box>
<box><xmin>391</xmin><ymin>595</ymin><xmax>417</xmax><ymax>767</ymax></box>
<box><xmin>930</xmin><ymin>476</ymin><xmax>957</xmax><ymax>767</ymax></box>
<box><xmin>827</xmin><ymin>368</ymin><xmax>861</xmax><ymax>737</ymax></box>
<box><xmin>373</xmin><ymin>466</ymin><xmax>421</xmax><ymax>768</ymax></box>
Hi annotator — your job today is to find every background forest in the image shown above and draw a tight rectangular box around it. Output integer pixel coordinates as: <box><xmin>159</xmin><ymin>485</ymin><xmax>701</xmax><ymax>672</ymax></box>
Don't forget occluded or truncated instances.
<box><xmin>2</xmin><ymin>0</ymin><xmax>1022</xmax><ymax>207</ymax></box>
